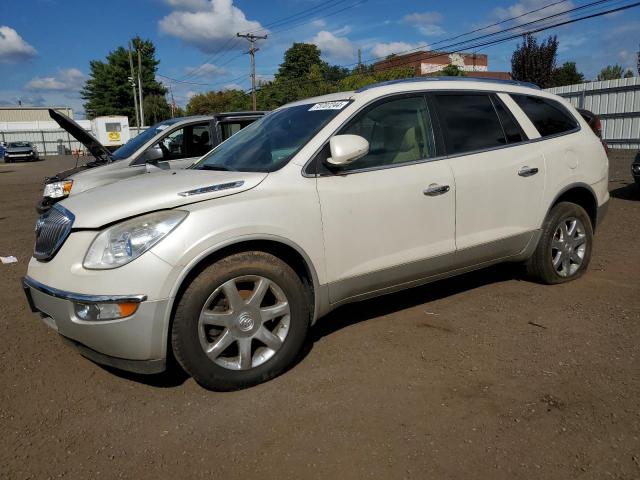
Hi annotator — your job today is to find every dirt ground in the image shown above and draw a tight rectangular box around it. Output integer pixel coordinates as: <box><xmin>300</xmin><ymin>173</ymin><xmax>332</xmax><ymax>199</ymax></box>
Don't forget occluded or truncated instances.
<box><xmin>0</xmin><ymin>152</ymin><xmax>639</xmax><ymax>480</ymax></box>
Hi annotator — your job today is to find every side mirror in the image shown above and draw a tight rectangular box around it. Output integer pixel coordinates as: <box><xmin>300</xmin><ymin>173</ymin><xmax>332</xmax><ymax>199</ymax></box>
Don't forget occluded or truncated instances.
<box><xmin>141</xmin><ymin>145</ymin><xmax>164</xmax><ymax>164</ymax></box>
<box><xmin>326</xmin><ymin>135</ymin><xmax>369</xmax><ymax>167</ymax></box>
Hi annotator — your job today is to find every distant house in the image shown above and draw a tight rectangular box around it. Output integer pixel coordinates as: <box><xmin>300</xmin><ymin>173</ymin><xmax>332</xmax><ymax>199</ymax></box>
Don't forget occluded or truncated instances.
<box><xmin>373</xmin><ymin>50</ymin><xmax>511</xmax><ymax>80</ymax></box>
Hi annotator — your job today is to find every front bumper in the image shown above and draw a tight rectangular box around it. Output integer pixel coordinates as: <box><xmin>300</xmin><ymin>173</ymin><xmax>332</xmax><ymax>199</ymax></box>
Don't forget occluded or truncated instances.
<box><xmin>22</xmin><ymin>276</ymin><xmax>168</xmax><ymax>374</ymax></box>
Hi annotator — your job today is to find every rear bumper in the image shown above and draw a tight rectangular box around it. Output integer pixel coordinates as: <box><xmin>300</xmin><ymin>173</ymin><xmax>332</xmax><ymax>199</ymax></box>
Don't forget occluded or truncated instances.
<box><xmin>22</xmin><ymin>276</ymin><xmax>168</xmax><ymax>374</ymax></box>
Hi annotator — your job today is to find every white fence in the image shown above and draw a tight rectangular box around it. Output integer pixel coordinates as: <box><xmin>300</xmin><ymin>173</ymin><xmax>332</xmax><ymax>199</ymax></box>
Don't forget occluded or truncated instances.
<box><xmin>0</xmin><ymin>126</ymin><xmax>148</xmax><ymax>156</ymax></box>
<box><xmin>546</xmin><ymin>77</ymin><xmax>640</xmax><ymax>149</ymax></box>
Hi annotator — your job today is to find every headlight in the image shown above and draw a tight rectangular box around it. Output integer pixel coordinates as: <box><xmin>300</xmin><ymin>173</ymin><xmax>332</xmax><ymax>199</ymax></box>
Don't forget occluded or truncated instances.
<box><xmin>43</xmin><ymin>180</ymin><xmax>73</xmax><ymax>199</ymax></box>
<box><xmin>83</xmin><ymin>210</ymin><xmax>188</xmax><ymax>269</ymax></box>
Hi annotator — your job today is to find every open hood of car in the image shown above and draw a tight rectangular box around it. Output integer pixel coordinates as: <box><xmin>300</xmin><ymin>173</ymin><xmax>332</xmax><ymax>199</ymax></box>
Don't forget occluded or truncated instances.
<box><xmin>60</xmin><ymin>169</ymin><xmax>268</xmax><ymax>228</ymax></box>
<box><xmin>49</xmin><ymin>109</ymin><xmax>113</xmax><ymax>163</ymax></box>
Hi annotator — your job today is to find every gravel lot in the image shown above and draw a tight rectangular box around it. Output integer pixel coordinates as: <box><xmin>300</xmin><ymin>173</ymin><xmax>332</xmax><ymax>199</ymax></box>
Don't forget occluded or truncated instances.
<box><xmin>1</xmin><ymin>153</ymin><xmax>639</xmax><ymax>479</ymax></box>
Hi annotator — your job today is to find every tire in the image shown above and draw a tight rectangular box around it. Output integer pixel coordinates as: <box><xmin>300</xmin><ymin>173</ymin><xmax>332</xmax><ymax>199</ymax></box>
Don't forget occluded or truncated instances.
<box><xmin>171</xmin><ymin>251</ymin><xmax>310</xmax><ymax>391</ymax></box>
<box><xmin>526</xmin><ymin>202</ymin><xmax>593</xmax><ymax>284</ymax></box>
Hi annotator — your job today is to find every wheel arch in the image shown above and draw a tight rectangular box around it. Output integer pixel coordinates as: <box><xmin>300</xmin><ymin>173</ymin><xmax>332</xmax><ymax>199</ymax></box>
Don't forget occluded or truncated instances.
<box><xmin>166</xmin><ymin>236</ymin><xmax>322</xmax><ymax>340</ymax></box>
<box><xmin>546</xmin><ymin>182</ymin><xmax>599</xmax><ymax>230</ymax></box>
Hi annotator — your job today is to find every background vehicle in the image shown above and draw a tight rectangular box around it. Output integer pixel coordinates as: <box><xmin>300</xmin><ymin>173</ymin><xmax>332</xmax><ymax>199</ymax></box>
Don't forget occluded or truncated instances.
<box><xmin>23</xmin><ymin>78</ymin><xmax>609</xmax><ymax>391</ymax></box>
<box><xmin>38</xmin><ymin>109</ymin><xmax>265</xmax><ymax>212</ymax></box>
<box><xmin>632</xmin><ymin>150</ymin><xmax>640</xmax><ymax>187</ymax></box>
<box><xmin>4</xmin><ymin>141</ymin><xmax>39</xmax><ymax>162</ymax></box>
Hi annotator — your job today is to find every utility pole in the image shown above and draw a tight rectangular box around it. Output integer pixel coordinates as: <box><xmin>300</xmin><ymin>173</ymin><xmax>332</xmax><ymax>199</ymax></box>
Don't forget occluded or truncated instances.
<box><xmin>137</xmin><ymin>49</ymin><xmax>145</xmax><ymax>127</ymax></box>
<box><xmin>128</xmin><ymin>42</ymin><xmax>140</xmax><ymax>129</ymax></box>
<box><xmin>237</xmin><ymin>32</ymin><xmax>267</xmax><ymax>111</ymax></box>
<box><xmin>169</xmin><ymin>85</ymin><xmax>176</xmax><ymax>118</ymax></box>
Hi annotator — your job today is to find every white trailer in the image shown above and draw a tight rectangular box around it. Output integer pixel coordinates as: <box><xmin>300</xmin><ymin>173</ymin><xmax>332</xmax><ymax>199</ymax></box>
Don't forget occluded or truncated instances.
<box><xmin>91</xmin><ymin>116</ymin><xmax>130</xmax><ymax>150</ymax></box>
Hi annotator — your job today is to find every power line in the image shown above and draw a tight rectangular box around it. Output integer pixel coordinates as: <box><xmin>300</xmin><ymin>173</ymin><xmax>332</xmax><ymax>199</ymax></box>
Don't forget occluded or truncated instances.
<box><xmin>256</xmin><ymin>1</ymin><xmax>640</xmax><ymax>93</ymax></box>
<box><xmin>239</xmin><ymin>0</ymin><xmax>348</xmax><ymax>34</ymax></box>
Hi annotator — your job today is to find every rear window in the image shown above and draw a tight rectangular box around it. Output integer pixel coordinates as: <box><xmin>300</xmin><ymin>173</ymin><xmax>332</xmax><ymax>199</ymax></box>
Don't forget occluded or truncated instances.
<box><xmin>511</xmin><ymin>94</ymin><xmax>578</xmax><ymax>137</ymax></box>
<box><xmin>433</xmin><ymin>93</ymin><xmax>507</xmax><ymax>155</ymax></box>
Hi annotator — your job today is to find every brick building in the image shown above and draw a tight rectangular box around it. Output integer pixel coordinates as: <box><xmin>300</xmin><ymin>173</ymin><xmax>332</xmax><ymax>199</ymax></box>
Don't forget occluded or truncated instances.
<box><xmin>373</xmin><ymin>51</ymin><xmax>511</xmax><ymax>80</ymax></box>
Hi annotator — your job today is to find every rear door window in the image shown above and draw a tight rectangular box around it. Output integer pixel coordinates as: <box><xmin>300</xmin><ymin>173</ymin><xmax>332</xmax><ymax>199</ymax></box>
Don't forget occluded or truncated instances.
<box><xmin>432</xmin><ymin>93</ymin><xmax>507</xmax><ymax>155</ymax></box>
<box><xmin>510</xmin><ymin>94</ymin><xmax>578</xmax><ymax>137</ymax></box>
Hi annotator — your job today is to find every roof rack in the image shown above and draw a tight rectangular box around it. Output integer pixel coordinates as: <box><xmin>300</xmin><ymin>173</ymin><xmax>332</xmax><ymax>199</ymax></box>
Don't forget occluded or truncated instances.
<box><xmin>354</xmin><ymin>76</ymin><xmax>540</xmax><ymax>93</ymax></box>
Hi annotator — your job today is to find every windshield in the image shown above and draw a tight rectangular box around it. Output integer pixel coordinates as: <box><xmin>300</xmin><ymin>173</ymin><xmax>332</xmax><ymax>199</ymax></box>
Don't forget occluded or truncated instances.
<box><xmin>8</xmin><ymin>142</ymin><xmax>30</xmax><ymax>148</ymax></box>
<box><xmin>192</xmin><ymin>102</ymin><xmax>349</xmax><ymax>172</ymax></box>
<box><xmin>111</xmin><ymin>118</ymin><xmax>182</xmax><ymax>161</ymax></box>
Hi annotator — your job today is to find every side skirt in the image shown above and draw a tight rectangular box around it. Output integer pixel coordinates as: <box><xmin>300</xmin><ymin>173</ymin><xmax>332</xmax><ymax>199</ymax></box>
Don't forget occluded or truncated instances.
<box><xmin>318</xmin><ymin>230</ymin><xmax>540</xmax><ymax>316</ymax></box>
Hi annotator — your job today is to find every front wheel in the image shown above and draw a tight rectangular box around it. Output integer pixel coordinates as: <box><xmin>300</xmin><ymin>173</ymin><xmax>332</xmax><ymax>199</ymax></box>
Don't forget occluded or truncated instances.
<box><xmin>526</xmin><ymin>202</ymin><xmax>593</xmax><ymax>284</ymax></box>
<box><xmin>171</xmin><ymin>251</ymin><xmax>310</xmax><ymax>391</ymax></box>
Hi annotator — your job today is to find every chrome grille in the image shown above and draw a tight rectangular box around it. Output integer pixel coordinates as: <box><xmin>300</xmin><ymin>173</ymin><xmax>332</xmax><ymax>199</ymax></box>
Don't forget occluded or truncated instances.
<box><xmin>34</xmin><ymin>205</ymin><xmax>74</xmax><ymax>261</ymax></box>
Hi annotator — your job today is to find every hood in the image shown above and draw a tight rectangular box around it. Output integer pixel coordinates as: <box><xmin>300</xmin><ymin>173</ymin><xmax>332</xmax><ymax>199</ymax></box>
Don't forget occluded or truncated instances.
<box><xmin>49</xmin><ymin>109</ymin><xmax>113</xmax><ymax>163</ymax></box>
<box><xmin>60</xmin><ymin>169</ymin><xmax>268</xmax><ymax>228</ymax></box>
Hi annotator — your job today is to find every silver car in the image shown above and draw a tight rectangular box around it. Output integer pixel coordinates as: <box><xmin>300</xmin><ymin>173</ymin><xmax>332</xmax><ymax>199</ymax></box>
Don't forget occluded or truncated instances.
<box><xmin>38</xmin><ymin>109</ymin><xmax>265</xmax><ymax>212</ymax></box>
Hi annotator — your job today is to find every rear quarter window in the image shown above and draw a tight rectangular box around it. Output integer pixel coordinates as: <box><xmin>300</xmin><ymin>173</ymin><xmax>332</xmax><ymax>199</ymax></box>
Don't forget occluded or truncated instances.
<box><xmin>511</xmin><ymin>94</ymin><xmax>578</xmax><ymax>138</ymax></box>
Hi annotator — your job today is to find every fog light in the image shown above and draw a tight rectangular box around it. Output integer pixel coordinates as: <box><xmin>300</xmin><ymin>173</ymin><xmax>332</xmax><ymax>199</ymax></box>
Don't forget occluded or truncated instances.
<box><xmin>73</xmin><ymin>302</ymin><xmax>139</xmax><ymax>321</ymax></box>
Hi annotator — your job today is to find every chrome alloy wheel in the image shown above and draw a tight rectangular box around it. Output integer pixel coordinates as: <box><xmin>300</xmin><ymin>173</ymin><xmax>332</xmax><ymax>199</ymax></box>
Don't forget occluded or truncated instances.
<box><xmin>198</xmin><ymin>276</ymin><xmax>291</xmax><ymax>370</ymax></box>
<box><xmin>551</xmin><ymin>217</ymin><xmax>587</xmax><ymax>278</ymax></box>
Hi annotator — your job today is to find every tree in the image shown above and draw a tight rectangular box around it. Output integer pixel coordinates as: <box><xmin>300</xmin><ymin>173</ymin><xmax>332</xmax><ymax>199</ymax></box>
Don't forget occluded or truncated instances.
<box><xmin>624</xmin><ymin>69</ymin><xmax>634</xmax><ymax>78</ymax></box>
<box><xmin>438</xmin><ymin>64</ymin><xmax>466</xmax><ymax>76</ymax></box>
<box><xmin>143</xmin><ymin>95</ymin><xmax>171</xmax><ymax>125</ymax></box>
<box><xmin>186</xmin><ymin>89</ymin><xmax>251</xmax><ymax>115</ymax></box>
<box><xmin>597</xmin><ymin>65</ymin><xmax>624</xmax><ymax>81</ymax></box>
<box><xmin>81</xmin><ymin>37</ymin><xmax>166</xmax><ymax>124</ymax></box>
<box><xmin>511</xmin><ymin>34</ymin><xmax>559</xmax><ymax>88</ymax></box>
<box><xmin>275</xmin><ymin>43</ymin><xmax>325</xmax><ymax>83</ymax></box>
<box><xmin>551</xmin><ymin>62</ymin><xmax>584</xmax><ymax>87</ymax></box>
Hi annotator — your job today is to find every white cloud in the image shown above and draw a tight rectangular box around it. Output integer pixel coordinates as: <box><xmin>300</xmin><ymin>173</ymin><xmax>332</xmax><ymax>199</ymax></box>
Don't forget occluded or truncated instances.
<box><xmin>159</xmin><ymin>0</ymin><xmax>267</xmax><ymax>53</ymax></box>
<box><xmin>184</xmin><ymin>63</ymin><xmax>226</xmax><ymax>77</ymax></box>
<box><xmin>371</xmin><ymin>42</ymin><xmax>424</xmax><ymax>59</ymax></box>
<box><xmin>403</xmin><ymin>12</ymin><xmax>445</xmax><ymax>36</ymax></box>
<box><xmin>308</xmin><ymin>30</ymin><xmax>355</xmax><ymax>61</ymax></box>
<box><xmin>0</xmin><ymin>26</ymin><xmax>37</xmax><ymax>63</ymax></box>
<box><xmin>26</xmin><ymin>68</ymin><xmax>86</xmax><ymax>91</ymax></box>
<box><xmin>311</xmin><ymin>19</ymin><xmax>327</xmax><ymax>29</ymax></box>
<box><xmin>557</xmin><ymin>34</ymin><xmax>587</xmax><ymax>53</ymax></box>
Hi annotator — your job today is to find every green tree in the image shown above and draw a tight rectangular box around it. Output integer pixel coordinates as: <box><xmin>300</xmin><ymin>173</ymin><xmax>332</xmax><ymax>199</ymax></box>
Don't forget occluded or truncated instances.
<box><xmin>275</xmin><ymin>43</ymin><xmax>324</xmax><ymax>82</ymax></box>
<box><xmin>551</xmin><ymin>62</ymin><xmax>584</xmax><ymax>87</ymax></box>
<box><xmin>143</xmin><ymin>95</ymin><xmax>171</xmax><ymax>124</ymax></box>
<box><xmin>624</xmin><ymin>69</ymin><xmax>634</xmax><ymax>78</ymax></box>
<box><xmin>81</xmin><ymin>37</ymin><xmax>166</xmax><ymax>124</ymax></box>
<box><xmin>511</xmin><ymin>34</ymin><xmax>558</xmax><ymax>88</ymax></box>
<box><xmin>437</xmin><ymin>64</ymin><xmax>466</xmax><ymax>77</ymax></box>
<box><xmin>186</xmin><ymin>89</ymin><xmax>251</xmax><ymax>115</ymax></box>
<box><xmin>597</xmin><ymin>65</ymin><xmax>624</xmax><ymax>81</ymax></box>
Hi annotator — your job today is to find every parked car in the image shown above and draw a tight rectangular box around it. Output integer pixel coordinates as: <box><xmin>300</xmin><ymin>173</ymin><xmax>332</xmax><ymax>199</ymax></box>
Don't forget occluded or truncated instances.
<box><xmin>4</xmin><ymin>141</ymin><xmax>39</xmax><ymax>162</ymax></box>
<box><xmin>37</xmin><ymin>109</ymin><xmax>266</xmax><ymax>213</ymax></box>
<box><xmin>577</xmin><ymin>108</ymin><xmax>608</xmax><ymax>153</ymax></box>
<box><xmin>23</xmin><ymin>77</ymin><xmax>609</xmax><ymax>391</ymax></box>
<box><xmin>632</xmin><ymin>150</ymin><xmax>640</xmax><ymax>187</ymax></box>
<box><xmin>0</xmin><ymin>142</ymin><xmax>5</xmax><ymax>160</ymax></box>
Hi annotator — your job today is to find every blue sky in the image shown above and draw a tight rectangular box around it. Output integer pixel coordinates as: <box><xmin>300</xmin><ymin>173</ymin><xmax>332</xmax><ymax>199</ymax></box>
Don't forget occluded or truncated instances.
<box><xmin>1</xmin><ymin>0</ymin><xmax>638</xmax><ymax>117</ymax></box>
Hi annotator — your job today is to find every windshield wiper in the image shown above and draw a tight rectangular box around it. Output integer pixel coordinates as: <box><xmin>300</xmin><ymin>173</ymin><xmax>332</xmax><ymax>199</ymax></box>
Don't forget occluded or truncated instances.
<box><xmin>198</xmin><ymin>165</ymin><xmax>233</xmax><ymax>171</ymax></box>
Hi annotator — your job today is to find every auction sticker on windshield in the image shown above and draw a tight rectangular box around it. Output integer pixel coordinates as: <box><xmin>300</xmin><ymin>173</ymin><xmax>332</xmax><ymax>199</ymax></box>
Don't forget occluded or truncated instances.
<box><xmin>308</xmin><ymin>101</ymin><xmax>349</xmax><ymax>111</ymax></box>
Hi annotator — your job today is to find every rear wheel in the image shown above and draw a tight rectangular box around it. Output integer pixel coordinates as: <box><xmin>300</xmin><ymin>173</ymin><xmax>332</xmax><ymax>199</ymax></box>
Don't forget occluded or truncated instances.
<box><xmin>526</xmin><ymin>202</ymin><xmax>593</xmax><ymax>284</ymax></box>
<box><xmin>171</xmin><ymin>251</ymin><xmax>310</xmax><ymax>391</ymax></box>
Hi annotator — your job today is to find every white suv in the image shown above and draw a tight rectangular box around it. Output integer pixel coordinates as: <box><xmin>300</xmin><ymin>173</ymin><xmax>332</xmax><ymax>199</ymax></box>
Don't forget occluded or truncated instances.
<box><xmin>23</xmin><ymin>78</ymin><xmax>609</xmax><ymax>390</ymax></box>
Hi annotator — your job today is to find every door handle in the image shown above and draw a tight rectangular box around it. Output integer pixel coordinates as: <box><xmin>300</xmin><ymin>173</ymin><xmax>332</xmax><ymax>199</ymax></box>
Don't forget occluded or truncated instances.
<box><xmin>423</xmin><ymin>184</ymin><xmax>450</xmax><ymax>196</ymax></box>
<box><xmin>518</xmin><ymin>166</ymin><xmax>539</xmax><ymax>177</ymax></box>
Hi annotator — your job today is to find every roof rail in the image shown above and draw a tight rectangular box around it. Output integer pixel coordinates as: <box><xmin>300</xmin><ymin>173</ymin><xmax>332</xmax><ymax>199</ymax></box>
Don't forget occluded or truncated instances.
<box><xmin>354</xmin><ymin>76</ymin><xmax>540</xmax><ymax>93</ymax></box>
